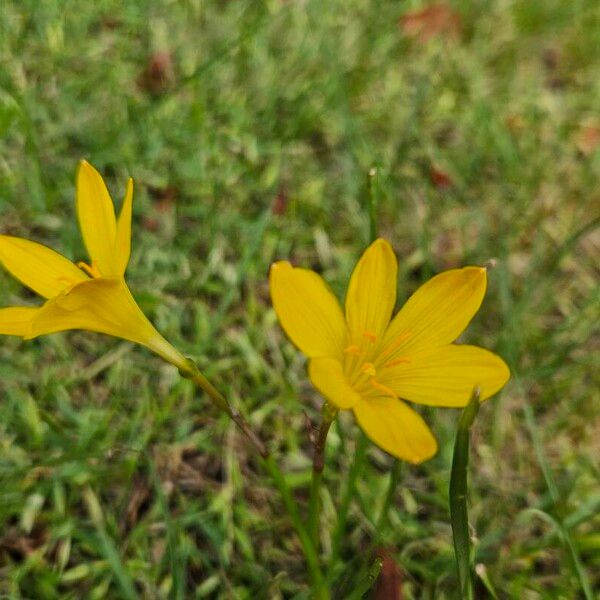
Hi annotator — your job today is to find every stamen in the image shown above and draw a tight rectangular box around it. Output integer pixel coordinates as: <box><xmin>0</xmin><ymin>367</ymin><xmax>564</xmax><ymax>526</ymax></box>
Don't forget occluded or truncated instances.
<box><xmin>77</xmin><ymin>261</ymin><xmax>101</xmax><ymax>278</ymax></box>
<box><xmin>370</xmin><ymin>379</ymin><xmax>398</xmax><ymax>399</ymax></box>
<box><xmin>362</xmin><ymin>331</ymin><xmax>377</xmax><ymax>343</ymax></box>
<box><xmin>361</xmin><ymin>362</ymin><xmax>376</xmax><ymax>377</ymax></box>
<box><xmin>344</xmin><ymin>344</ymin><xmax>361</xmax><ymax>355</ymax></box>
<box><xmin>56</xmin><ymin>276</ymin><xmax>78</xmax><ymax>293</ymax></box>
<box><xmin>57</xmin><ymin>276</ymin><xmax>75</xmax><ymax>286</ymax></box>
<box><xmin>379</xmin><ymin>331</ymin><xmax>411</xmax><ymax>359</ymax></box>
<box><xmin>383</xmin><ymin>357</ymin><xmax>411</xmax><ymax>368</ymax></box>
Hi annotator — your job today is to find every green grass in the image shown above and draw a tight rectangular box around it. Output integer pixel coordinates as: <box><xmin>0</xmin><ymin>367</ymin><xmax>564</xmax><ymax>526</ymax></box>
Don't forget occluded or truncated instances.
<box><xmin>1</xmin><ymin>0</ymin><xmax>599</xmax><ymax>597</ymax></box>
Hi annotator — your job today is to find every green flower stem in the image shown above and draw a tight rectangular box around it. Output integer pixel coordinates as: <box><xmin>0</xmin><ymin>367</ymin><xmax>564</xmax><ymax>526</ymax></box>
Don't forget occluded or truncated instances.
<box><xmin>347</xmin><ymin>556</ymin><xmax>383</xmax><ymax>600</ymax></box>
<box><xmin>366</xmin><ymin>166</ymin><xmax>379</xmax><ymax>244</ymax></box>
<box><xmin>330</xmin><ymin>431</ymin><xmax>368</xmax><ymax>568</ymax></box>
<box><xmin>178</xmin><ymin>359</ymin><xmax>328</xmax><ymax>597</ymax></box>
<box><xmin>179</xmin><ymin>359</ymin><xmax>268</xmax><ymax>458</ymax></box>
<box><xmin>262</xmin><ymin>454</ymin><xmax>329</xmax><ymax>599</ymax></box>
<box><xmin>375</xmin><ymin>460</ymin><xmax>402</xmax><ymax>534</ymax></box>
<box><xmin>308</xmin><ymin>403</ymin><xmax>339</xmax><ymax>550</ymax></box>
<box><xmin>449</xmin><ymin>387</ymin><xmax>480</xmax><ymax>600</ymax></box>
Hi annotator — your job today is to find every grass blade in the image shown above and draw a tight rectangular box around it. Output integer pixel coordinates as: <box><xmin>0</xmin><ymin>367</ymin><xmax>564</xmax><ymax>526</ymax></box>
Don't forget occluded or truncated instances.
<box><xmin>449</xmin><ymin>388</ymin><xmax>480</xmax><ymax>600</ymax></box>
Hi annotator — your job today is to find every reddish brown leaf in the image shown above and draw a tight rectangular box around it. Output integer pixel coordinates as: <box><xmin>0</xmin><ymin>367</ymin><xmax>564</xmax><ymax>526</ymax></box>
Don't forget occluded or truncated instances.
<box><xmin>0</xmin><ymin>526</ymin><xmax>48</xmax><ymax>559</ymax></box>
<box><xmin>148</xmin><ymin>185</ymin><xmax>177</xmax><ymax>211</ymax></box>
<box><xmin>400</xmin><ymin>4</ymin><xmax>461</xmax><ymax>43</ymax></box>
<box><xmin>272</xmin><ymin>187</ymin><xmax>288</xmax><ymax>216</ymax></box>
<box><xmin>139</xmin><ymin>52</ymin><xmax>175</xmax><ymax>95</ymax></box>
<box><xmin>123</xmin><ymin>474</ymin><xmax>151</xmax><ymax>531</ymax></box>
<box><xmin>429</xmin><ymin>166</ymin><xmax>453</xmax><ymax>189</ymax></box>
<box><xmin>373</xmin><ymin>548</ymin><xmax>403</xmax><ymax>600</ymax></box>
<box><xmin>141</xmin><ymin>216</ymin><xmax>160</xmax><ymax>232</ymax></box>
<box><xmin>142</xmin><ymin>185</ymin><xmax>177</xmax><ymax>231</ymax></box>
<box><xmin>576</xmin><ymin>124</ymin><xmax>600</xmax><ymax>156</ymax></box>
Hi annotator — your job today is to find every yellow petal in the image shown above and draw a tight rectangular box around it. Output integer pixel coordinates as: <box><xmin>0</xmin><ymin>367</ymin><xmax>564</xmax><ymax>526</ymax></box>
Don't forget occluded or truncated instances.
<box><xmin>0</xmin><ymin>235</ymin><xmax>88</xmax><ymax>299</ymax></box>
<box><xmin>115</xmin><ymin>177</ymin><xmax>134</xmax><ymax>276</ymax></box>
<box><xmin>28</xmin><ymin>278</ymin><xmax>187</xmax><ymax>368</ymax></box>
<box><xmin>0</xmin><ymin>307</ymin><xmax>39</xmax><ymax>336</ymax></box>
<box><xmin>380</xmin><ymin>267</ymin><xmax>487</xmax><ymax>359</ymax></box>
<box><xmin>308</xmin><ymin>357</ymin><xmax>361</xmax><ymax>409</ymax></box>
<box><xmin>270</xmin><ymin>261</ymin><xmax>347</xmax><ymax>358</ymax></box>
<box><xmin>353</xmin><ymin>397</ymin><xmax>437</xmax><ymax>463</ymax></box>
<box><xmin>345</xmin><ymin>238</ymin><xmax>397</xmax><ymax>344</ymax></box>
<box><xmin>77</xmin><ymin>160</ymin><xmax>119</xmax><ymax>276</ymax></box>
<box><xmin>379</xmin><ymin>344</ymin><xmax>510</xmax><ymax>407</ymax></box>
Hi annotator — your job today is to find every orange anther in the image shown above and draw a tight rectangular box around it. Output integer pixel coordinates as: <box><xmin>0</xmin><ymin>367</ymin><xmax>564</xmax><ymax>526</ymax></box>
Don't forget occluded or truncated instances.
<box><xmin>344</xmin><ymin>344</ymin><xmax>361</xmax><ymax>355</ymax></box>
<box><xmin>77</xmin><ymin>261</ymin><xmax>101</xmax><ymax>279</ymax></box>
<box><xmin>362</xmin><ymin>331</ymin><xmax>377</xmax><ymax>343</ymax></box>
<box><xmin>380</xmin><ymin>331</ymin><xmax>411</xmax><ymax>358</ymax></box>
<box><xmin>361</xmin><ymin>362</ymin><xmax>377</xmax><ymax>377</ymax></box>
<box><xmin>370</xmin><ymin>379</ymin><xmax>398</xmax><ymax>399</ymax></box>
<box><xmin>384</xmin><ymin>357</ymin><xmax>411</xmax><ymax>368</ymax></box>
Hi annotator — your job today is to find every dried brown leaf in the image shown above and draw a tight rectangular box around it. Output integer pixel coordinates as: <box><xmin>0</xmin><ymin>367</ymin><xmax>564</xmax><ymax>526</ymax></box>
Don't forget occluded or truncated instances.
<box><xmin>400</xmin><ymin>4</ymin><xmax>461</xmax><ymax>43</ymax></box>
<box><xmin>373</xmin><ymin>548</ymin><xmax>403</xmax><ymax>600</ymax></box>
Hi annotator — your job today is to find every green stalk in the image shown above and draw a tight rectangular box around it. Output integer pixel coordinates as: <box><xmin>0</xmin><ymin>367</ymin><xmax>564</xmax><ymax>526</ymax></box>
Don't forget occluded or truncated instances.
<box><xmin>366</xmin><ymin>166</ymin><xmax>378</xmax><ymax>244</ymax></box>
<box><xmin>375</xmin><ymin>460</ymin><xmax>402</xmax><ymax>535</ymax></box>
<box><xmin>449</xmin><ymin>388</ymin><xmax>480</xmax><ymax>600</ymax></box>
<box><xmin>262</xmin><ymin>454</ymin><xmax>329</xmax><ymax>599</ymax></box>
<box><xmin>179</xmin><ymin>359</ymin><xmax>268</xmax><ymax>458</ymax></box>
<box><xmin>331</xmin><ymin>432</ymin><xmax>368</xmax><ymax>568</ymax></box>
<box><xmin>178</xmin><ymin>359</ymin><xmax>328</xmax><ymax>597</ymax></box>
<box><xmin>308</xmin><ymin>403</ymin><xmax>338</xmax><ymax>550</ymax></box>
<box><xmin>347</xmin><ymin>556</ymin><xmax>384</xmax><ymax>600</ymax></box>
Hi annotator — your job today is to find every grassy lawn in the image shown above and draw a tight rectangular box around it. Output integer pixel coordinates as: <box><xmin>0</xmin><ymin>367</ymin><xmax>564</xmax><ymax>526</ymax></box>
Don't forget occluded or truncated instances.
<box><xmin>1</xmin><ymin>1</ymin><xmax>599</xmax><ymax>598</ymax></box>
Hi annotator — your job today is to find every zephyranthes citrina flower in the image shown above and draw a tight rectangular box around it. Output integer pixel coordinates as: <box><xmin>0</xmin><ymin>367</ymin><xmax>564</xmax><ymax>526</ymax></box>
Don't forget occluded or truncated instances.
<box><xmin>0</xmin><ymin>161</ymin><xmax>186</xmax><ymax>369</ymax></box>
<box><xmin>270</xmin><ymin>239</ymin><xmax>510</xmax><ymax>464</ymax></box>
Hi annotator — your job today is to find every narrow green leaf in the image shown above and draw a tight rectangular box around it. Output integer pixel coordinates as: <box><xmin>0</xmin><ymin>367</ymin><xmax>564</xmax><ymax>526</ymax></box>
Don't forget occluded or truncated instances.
<box><xmin>449</xmin><ymin>387</ymin><xmax>480</xmax><ymax>600</ymax></box>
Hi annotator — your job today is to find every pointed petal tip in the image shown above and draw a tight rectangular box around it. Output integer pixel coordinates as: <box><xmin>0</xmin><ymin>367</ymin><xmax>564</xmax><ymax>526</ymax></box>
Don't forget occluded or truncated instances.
<box><xmin>408</xmin><ymin>438</ymin><xmax>438</xmax><ymax>464</ymax></box>
<box><xmin>270</xmin><ymin>260</ymin><xmax>292</xmax><ymax>274</ymax></box>
<box><xmin>78</xmin><ymin>159</ymin><xmax>92</xmax><ymax>173</ymax></box>
<box><xmin>368</xmin><ymin>237</ymin><xmax>394</xmax><ymax>253</ymax></box>
<box><xmin>77</xmin><ymin>159</ymin><xmax>104</xmax><ymax>183</ymax></box>
<box><xmin>464</xmin><ymin>265</ymin><xmax>487</xmax><ymax>277</ymax></box>
<box><xmin>372</xmin><ymin>237</ymin><xmax>391</xmax><ymax>246</ymax></box>
<box><xmin>496</xmin><ymin>356</ymin><xmax>511</xmax><ymax>389</ymax></box>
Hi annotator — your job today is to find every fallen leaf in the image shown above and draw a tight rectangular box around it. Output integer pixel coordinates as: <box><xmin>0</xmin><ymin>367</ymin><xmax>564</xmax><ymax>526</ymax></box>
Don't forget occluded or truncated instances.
<box><xmin>148</xmin><ymin>185</ymin><xmax>177</xmax><ymax>210</ymax></box>
<box><xmin>373</xmin><ymin>548</ymin><xmax>403</xmax><ymax>600</ymax></box>
<box><xmin>429</xmin><ymin>166</ymin><xmax>453</xmax><ymax>189</ymax></box>
<box><xmin>576</xmin><ymin>123</ymin><xmax>600</xmax><ymax>155</ymax></box>
<box><xmin>272</xmin><ymin>187</ymin><xmax>288</xmax><ymax>216</ymax></box>
<box><xmin>0</xmin><ymin>526</ymin><xmax>48</xmax><ymax>559</ymax></box>
<box><xmin>400</xmin><ymin>4</ymin><xmax>461</xmax><ymax>43</ymax></box>
<box><xmin>139</xmin><ymin>51</ymin><xmax>175</xmax><ymax>95</ymax></box>
<box><xmin>122</xmin><ymin>474</ymin><xmax>151</xmax><ymax>531</ymax></box>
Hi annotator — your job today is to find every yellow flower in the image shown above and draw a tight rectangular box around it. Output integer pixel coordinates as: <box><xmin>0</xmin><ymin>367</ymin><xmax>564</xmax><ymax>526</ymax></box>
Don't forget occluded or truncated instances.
<box><xmin>270</xmin><ymin>239</ymin><xmax>510</xmax><ymax>464</ymax></box>
<box><xmin>0</xmin><ymin>160</ymin><xmax>186</xmax><ymax>369</ymax></box>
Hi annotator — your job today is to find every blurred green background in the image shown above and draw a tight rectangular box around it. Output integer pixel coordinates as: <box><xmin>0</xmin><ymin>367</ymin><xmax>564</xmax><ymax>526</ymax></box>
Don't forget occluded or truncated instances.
<box><xmin>1</xmin><ymin>1</ymin><xmax>599</xmax><ymax>598</ymax></box>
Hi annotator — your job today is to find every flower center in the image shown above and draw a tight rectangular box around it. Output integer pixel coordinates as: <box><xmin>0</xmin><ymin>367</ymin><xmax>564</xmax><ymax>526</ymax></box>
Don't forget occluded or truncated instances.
<box><xmin>343</xmin><ymin>329</ymin><xmax>412</xmax><ymax>400</ymax></box>
<box><xmin>361</xmin><ymin>362</ymin><xmax>376</xmax><ymax>377</ymax></box>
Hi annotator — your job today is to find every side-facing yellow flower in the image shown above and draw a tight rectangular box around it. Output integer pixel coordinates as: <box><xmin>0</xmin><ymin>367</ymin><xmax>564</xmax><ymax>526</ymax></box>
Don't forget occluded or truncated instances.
<box><xmin>0</xmin><ymin>161</ymin><xmax>186</xmax><ymax>369</ymax></box>
<box><xmin>270</xmin><ymin>239</ymin><xmax>510</xmax><ymax>464</ymax></box>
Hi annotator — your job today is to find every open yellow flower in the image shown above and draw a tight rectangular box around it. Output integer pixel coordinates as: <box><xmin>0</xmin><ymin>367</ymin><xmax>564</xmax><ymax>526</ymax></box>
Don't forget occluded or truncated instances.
<box><xmin>270</xmin><ymin>239</ymin><xmax>510</xmax><ymax>464</ymax></box>
<box><xmin>0</xmin><ymin>160</ymin><xmax>186</xmax><ymax>369</ymax></box>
